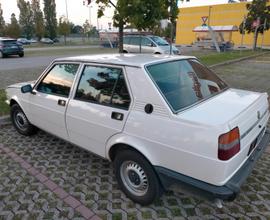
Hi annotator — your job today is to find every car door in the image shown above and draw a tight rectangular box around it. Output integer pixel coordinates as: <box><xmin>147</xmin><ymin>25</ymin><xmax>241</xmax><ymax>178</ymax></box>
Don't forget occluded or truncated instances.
<box><xmin>66</xmin><ymin>64</ymin><xmax>132</xmax><ymax>157</ymax></box>
<box><xmin>129</xmin><ymin>37</ymin><xmax>140</xmax><ymax>53</ymax></box>
<box><xmin>141</xmin><ymin>37</ymin><xmax>155</xmax><ymax>53</ymax></box>
<box><xmin>27</xmin><ymin>62</ymin><xmax>80</xmax><ymax>140</ymax></box>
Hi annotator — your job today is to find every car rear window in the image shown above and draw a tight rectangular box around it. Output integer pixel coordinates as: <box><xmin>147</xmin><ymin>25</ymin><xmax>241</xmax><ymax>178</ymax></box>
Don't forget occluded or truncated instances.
<box><xmin>146</xmin><ymin>59</ymin><xmax>228</xmax><ymax>113</ymax></box>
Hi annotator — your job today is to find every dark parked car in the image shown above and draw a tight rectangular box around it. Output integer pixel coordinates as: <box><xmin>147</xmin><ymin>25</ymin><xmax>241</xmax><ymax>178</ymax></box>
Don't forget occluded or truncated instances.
<box><xmin>53</xmin><ymin>38</ymin><xmax>60</xmax><ymax>43</ymax></box>
<box><xmin>0</xmin><ymin>38</ymin><xmax>24</xmax><ymax>58</ymax></box>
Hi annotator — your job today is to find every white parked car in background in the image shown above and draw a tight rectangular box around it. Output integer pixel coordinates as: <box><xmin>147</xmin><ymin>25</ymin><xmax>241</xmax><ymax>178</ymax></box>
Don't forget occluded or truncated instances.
<box><xmin>123</xmin><ymin>35</ymin><xmax>180</xmax><ymax>55</ymax></box>
<box><xmin>5</xmin><ymin>54</ymin><xmax>270</xmax><ymax>205</ymax></box>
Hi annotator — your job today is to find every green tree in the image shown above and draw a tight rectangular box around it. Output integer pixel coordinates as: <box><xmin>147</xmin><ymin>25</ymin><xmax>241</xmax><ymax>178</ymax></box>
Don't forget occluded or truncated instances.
<box><xmin>95</xmin><ymin>0</ymin><xmax>125</xmax><ymax>53</ymax></box>
<box><xmin>5</xmin><ymin>13</ymin><xmax>21</xmax><ymax>38</ymax></box>
<box><xmin>0</xmin><ymin>2</ymin><xmax>5</xmax><ymax>36</ymax></box>
<box><xmin>43</xmin><ymin>0</ymin><xmax>57</xmax><ymax>39</ymax></box>
<box><xmin>31</xmin><ymin>0</ymin><xmax>45</xmax><ymax>40</ymax></box>
<box><xmin>239</xmin><ymin>0</ymin><xmax>270</xmax><ymax>50</ymax></box>
<box><xmin>17</xmin><ymin>0</ymin><xmax>34</xmax><ymax>39</ymax></box>
<box><xmin>58</xmin><ymin>16</ymin><xmax>70</xmax><ymax>45</ymax></box>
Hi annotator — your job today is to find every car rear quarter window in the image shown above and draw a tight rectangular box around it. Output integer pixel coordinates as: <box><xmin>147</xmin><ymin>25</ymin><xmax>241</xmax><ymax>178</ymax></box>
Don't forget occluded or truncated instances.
<box><xmin>146</xmin><ymin>59</ymin><xmax>228</xmax><ymax>112</ymax></box>
<box><xmin>36</xmin><ymin>63</ymin><xmax>79</xmax><ymax>97</ymax></box>
<box><xmin>75</xmin><ymin>65</ymin><xmax>131</xmax><ymax>110</ymax></box>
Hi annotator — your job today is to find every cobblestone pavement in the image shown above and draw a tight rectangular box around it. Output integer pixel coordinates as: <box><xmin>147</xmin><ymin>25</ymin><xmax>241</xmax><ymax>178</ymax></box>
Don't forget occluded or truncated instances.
<box><xmin>1</xmin><ymin>53</ymin><xmax>270</xmax><ymax>219</ymax></box>
<box><xmin>0</xmin><ymin>124</ymin><xmax>270</xmax><ymax>220</ymax></box>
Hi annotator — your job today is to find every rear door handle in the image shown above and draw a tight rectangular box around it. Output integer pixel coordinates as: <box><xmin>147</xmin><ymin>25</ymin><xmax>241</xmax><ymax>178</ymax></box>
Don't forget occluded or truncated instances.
<box><xmin>111</xmin><ymin>112</ymin><xmax>124</xmax><ymax>121</ymax></box>
<box><xmin>58</xmin><ymin>99</ymin><xmax>66</xmax><ymax>106</ymax></box>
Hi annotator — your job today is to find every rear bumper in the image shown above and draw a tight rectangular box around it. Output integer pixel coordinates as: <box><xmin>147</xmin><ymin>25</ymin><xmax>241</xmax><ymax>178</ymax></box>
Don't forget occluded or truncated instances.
<box><xmin>2</xmin><ymin>49</ymin><xmax>23</xmax><ymax>55</ymax></box>
<box><xmin>155</xmin><ymin>130</ymin><xmax>270</xmax><ymax>201</ymax></box>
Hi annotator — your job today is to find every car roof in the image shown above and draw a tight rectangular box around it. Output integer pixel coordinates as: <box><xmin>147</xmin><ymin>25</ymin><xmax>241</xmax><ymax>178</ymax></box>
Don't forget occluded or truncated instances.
<box><xmin>54</xmin><ymin>54</ymin><xmax>196</xmax><ymax>68</ymax></box>
<box><xmin>124</xmin><ymin>35</ymin><xmax>158</xmax><ymax>38</ymax></box>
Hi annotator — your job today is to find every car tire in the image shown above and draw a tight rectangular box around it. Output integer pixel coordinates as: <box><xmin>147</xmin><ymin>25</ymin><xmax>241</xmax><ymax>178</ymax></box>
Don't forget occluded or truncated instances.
<box><xmin>11</xmin><ymin>104</ymin><xmax>37</xmax><ymax>136</ymax></box>
<box><xmin>114</xmin><ymin>149</ymin><xmax>163</xmax><ymax>205</ymax></box>
<box><xmin>19</xmin><ymin>52</ymin><xmax>24</xmax><ymax>58</ymax></box>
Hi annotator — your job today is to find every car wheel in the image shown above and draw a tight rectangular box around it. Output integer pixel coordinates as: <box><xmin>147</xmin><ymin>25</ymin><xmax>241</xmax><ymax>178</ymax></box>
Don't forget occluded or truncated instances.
<box><xmin>114</xmin><ymin>149</ymin><xmax>163</xmax><ymax>205</ymax></box>
<box><xmin>19</xmin><ymin>52</ymin><xmax>24</xmax><ymax>57</ymax></box>
<box><xmin>11</xmin><ymin>104</ymin><xmax>37</xmax><ymax>136</ymax></box>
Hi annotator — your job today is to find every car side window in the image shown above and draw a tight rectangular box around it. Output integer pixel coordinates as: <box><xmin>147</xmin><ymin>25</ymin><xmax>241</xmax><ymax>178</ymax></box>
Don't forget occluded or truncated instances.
<box><xmin>75</xmin><ymin>65</ymin><xmax>131</xmax><ymax>110</ymax></box>
<box><xmin>123</xmin><ymin>37</ymin><xmax>130</xmax><ymax>44</ymax></box>
<box><xmin>141</xmin><ymin>37</ymin><xmax>152</xmax><ymax>46</ymax></box>
<box><xmin>130</xmin><ymin>37</ymin><xmax>139</xmax><ymax>46</ymax></box>
<box><xmin>36</xmin><ymin>63</ymin><xmax>79</xmax><ymax>97</ymax></box>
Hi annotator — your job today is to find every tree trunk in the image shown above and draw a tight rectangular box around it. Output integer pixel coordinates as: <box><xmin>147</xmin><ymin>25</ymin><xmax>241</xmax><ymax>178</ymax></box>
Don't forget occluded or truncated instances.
<box><xmin>253</xmin><ymin>29</ymin><xmax>259</xmax><ymax>51</ymax></box>
<box><xmin>118</xmin><ymin>19</ymin><xmax>124</xmax><ymax>53</ymax></box>
<box><xmin>64</xmin><ymin>35</ymin><xmax>67</xmax><ymax>45</ymax></box>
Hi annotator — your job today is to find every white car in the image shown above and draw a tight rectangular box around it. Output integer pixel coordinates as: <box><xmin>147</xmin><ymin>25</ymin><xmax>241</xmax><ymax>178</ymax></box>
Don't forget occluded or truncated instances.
<box><xmin>5</xmin><ymin>54</ymin><xmax>270</xmax><ymax>205</ymax></box>
<box><xmin>123</xmin><ymin>35</ymin><xmax>180</xmax><ymax>55</ymax></box>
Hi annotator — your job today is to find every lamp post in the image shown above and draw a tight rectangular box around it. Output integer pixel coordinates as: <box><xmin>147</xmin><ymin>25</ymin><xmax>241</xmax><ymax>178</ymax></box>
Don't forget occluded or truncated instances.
<box><xmin>89</xmin><ymin>5</ymin><xmax>93</xmax><ymax>28</ymax></box>
<box><xmin>65</xmin><ymin>0</ymin><xmax>69</xmax><ymax>20</ymax></box>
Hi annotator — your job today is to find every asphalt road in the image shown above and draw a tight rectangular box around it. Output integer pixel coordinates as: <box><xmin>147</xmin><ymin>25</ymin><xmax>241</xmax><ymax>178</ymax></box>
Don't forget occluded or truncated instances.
<box><xmin>0</xmin><ymin>45</ymin><xmax>104</xmax><ymax>71</ymax></box>
<box><xmin>0</xmin><ymin>55</ymin><xmax>62</xmax><ymax>71</ymax></box>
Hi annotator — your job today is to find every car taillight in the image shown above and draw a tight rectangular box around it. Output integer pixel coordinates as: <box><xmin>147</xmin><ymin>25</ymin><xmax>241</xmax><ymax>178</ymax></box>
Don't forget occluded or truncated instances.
<box><xmin>218</xmin><ymin>127</ymin><xmax>240</xmax><ymax>161</ymax></box>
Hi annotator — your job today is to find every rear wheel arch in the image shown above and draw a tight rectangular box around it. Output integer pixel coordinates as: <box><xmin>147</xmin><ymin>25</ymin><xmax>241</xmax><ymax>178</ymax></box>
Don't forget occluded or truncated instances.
<box><xmin>109</xmin><ymin>143</ymin><xmax>153</xmax><ymax>165</ymax></box>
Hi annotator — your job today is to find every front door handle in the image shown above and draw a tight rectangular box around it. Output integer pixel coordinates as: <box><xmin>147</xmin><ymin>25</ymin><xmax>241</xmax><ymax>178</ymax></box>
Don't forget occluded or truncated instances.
<box><xmin>111</xmin><ymin>112</ymin><xmax>124</xmax><ymax>121</ymax></box>
<box><xmin>58</xmin><ymin>99</ymin><xmax>66</xmax><ymax>107</ymax></box>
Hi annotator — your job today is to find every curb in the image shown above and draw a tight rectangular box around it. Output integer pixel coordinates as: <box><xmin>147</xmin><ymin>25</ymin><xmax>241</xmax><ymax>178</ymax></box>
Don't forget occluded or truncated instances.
<box><xmin>0</xmin><ymin>115</ymin><xmax>11</xmax><ymax>126</ymax></box>
<box><xmin>209</xmin><ymin>51</ymin><xmax>270</xmax><ymax>68</ymax></box>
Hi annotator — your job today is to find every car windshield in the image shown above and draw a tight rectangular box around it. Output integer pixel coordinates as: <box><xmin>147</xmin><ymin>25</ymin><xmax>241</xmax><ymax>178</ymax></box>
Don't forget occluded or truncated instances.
<box><xmin>150</xmin><ymin>36</ymin><xmax>169</xmax><ymax>46</ymax></box>
<box><xmin>146</xmin><ymin>59</ymin><xmax>228</xmax><ymax>112</ymax></box>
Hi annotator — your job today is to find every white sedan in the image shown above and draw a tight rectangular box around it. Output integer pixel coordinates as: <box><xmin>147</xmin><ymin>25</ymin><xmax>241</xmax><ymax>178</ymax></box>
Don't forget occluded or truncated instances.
<box><xmin>5</xmin><ymin>54</ymin><xmax>270</xmax><ymax>205</ymax></box>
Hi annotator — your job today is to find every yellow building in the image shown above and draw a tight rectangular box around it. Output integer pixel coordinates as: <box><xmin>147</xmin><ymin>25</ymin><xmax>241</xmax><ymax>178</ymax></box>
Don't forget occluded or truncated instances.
<box><xmin>176</xmin><ymin>2</ymin><xmax>270</xmax><ymax>47</ymax></box>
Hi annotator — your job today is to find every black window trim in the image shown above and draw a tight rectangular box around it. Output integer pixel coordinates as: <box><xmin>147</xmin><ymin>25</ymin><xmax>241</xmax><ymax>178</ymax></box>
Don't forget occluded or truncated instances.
<box><xmin>73</xmin><ymin>64</ymin><xmax>132</xmax><ymax>111</ymax></box>
<box><xmin>144</xmin><ymin>58</ymin><xmax>229</xmax><ymax>114</ymax></box>
<box><xmin>33</xmin><ymin>61</ymin><xmax>81</xmax><ymax>98</ymax></box>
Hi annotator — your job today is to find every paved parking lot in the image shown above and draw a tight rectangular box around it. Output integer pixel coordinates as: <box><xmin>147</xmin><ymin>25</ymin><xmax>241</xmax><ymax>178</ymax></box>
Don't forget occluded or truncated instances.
<box><xmin>0</xmin><ymin>53</ymin><xmax>270</xmax><ymax>220</ymax></box>
<box><xmin>0</xmin><ymin>125</ymin><xmax>270</xmax><ymax>220</ymax></box>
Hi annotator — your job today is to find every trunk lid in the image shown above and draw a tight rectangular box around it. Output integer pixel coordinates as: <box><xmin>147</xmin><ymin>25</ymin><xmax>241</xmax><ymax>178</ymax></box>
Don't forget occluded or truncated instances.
<box><xmin>178</xmin><ymin>88</ymin><xmax>269</xmax><ymax>133</ymax></box>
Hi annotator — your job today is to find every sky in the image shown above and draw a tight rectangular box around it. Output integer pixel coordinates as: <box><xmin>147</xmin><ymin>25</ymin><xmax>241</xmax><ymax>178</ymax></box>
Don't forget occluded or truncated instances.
<box><xmin>0</xmin><ymin>0</ymin><xmax>244</xmax><ymax>29</ymax></box>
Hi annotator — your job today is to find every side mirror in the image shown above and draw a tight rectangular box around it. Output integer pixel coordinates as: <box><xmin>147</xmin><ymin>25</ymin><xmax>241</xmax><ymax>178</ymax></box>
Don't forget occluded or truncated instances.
<box><xmin>21</xmin><ymin>84</ymin><xmax>33</xmax><ymax>94</ymax></box>
<box><xmin>147</xmin><ymin>43</ymin><xmax>155</xmax><ymax>47</ymax></box>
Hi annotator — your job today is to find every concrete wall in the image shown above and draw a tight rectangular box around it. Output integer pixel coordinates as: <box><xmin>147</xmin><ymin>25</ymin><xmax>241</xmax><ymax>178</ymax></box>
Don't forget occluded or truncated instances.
<box><xmin>176</xmin><ymin>2</ymin><xmax>270</xmax><ymax>47</ymax></box>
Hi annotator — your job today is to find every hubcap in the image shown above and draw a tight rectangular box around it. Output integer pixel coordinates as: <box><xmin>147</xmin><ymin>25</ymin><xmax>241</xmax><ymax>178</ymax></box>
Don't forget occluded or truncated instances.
<box><xmin>120</xmin><ymin>161</ymin><xmax>149</xmax><ymax>196</ymax></box>
<box><xmin>14</xmin><ymin>111</ymin><xmax>28</xmax><ymax>131</ymax></box>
